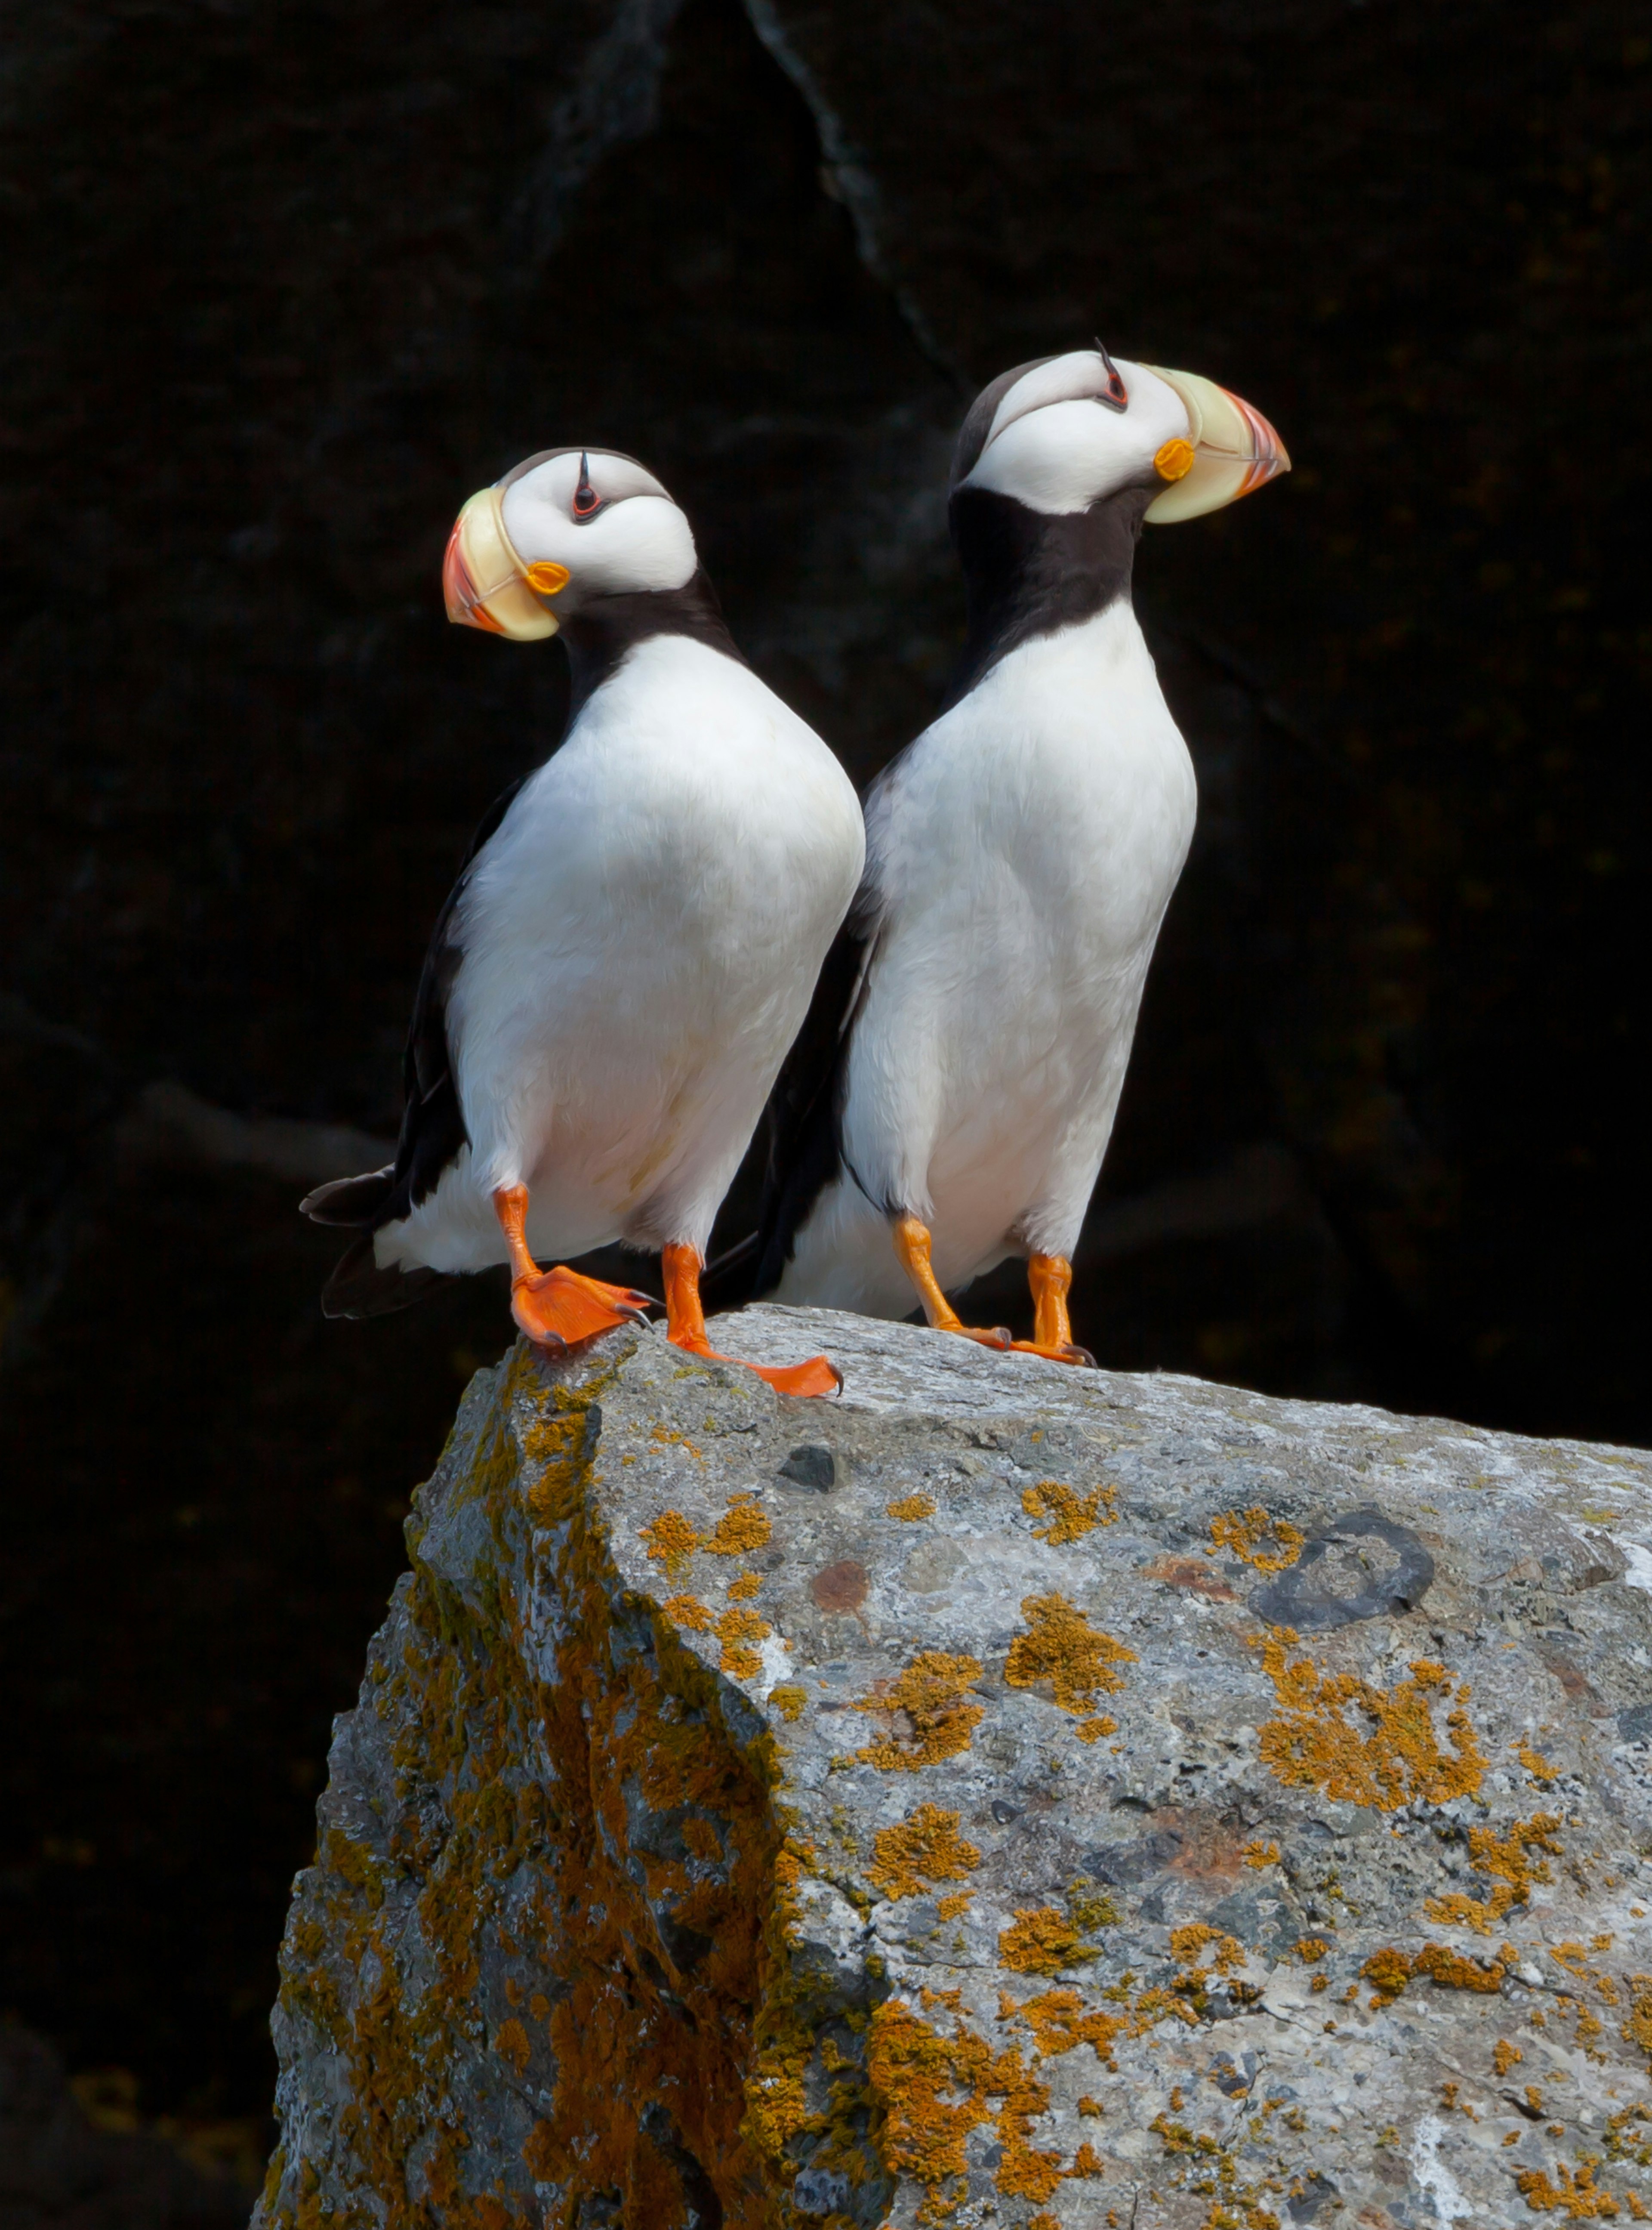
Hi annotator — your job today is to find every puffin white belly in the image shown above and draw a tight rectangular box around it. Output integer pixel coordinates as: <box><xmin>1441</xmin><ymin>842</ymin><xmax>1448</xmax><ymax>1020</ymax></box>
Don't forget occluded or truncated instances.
<box><xmin>782</xmin><ymin>603</ymin><xmax>1195</xmax><ymax>1309</ymax></box>
<box><xmin>376</xmin><ymin>635</ymin><xmax>863</xmax><ymax>1275</ymax></box>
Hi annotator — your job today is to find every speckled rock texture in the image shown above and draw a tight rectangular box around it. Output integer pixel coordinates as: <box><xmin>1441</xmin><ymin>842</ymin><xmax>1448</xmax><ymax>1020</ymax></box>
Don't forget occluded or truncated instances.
<box><xmin>259</xmin><ymin>1308</ymin><xmax>1652</xmax><ymax>2230</ymax></box>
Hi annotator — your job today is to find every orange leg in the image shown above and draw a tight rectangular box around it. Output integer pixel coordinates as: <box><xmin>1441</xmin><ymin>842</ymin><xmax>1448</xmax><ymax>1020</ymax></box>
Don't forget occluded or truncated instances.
<box><xmin>891</xmin><ymin>1215</ymin><xmax>1012</xmax><ymax>1350</ymax></box>
<box><xmin>662</xmin><ymin>1243</ymin><xmax>841</xmax><ymax>1399</ymax></box>
<box><xmin>1010</xmin><ymin>1253</ymin><xmax>1095</xmax><ymax>1366</ymax></box>
<box><xmin>493</xmin><ymin>1186</ymin><xmax>656</xmax><ymax>1352</ymax></box>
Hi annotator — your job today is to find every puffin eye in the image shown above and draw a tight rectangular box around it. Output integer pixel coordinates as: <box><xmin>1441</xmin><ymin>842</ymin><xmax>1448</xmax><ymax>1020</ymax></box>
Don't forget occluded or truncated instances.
<box><xmin>571</xmin><ymin>451</ymin><xmax>604</xmax><ymax>521</ymax></box>
<box><xmin>1092</xmin><ymin>337</ymin><xmax>1129</xmax><ymax>413</ymax></box>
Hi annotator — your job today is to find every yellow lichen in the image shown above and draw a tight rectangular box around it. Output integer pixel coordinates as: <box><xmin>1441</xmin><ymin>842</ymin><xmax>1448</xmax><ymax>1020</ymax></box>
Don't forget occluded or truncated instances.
<box><xmin>854</xmin><ymin>1652</ymin><xmax>985</xmax><ymax>1771</ymax></box>
<box><xmin>887</xmin><ymin>1492</ymin><xmax>938</xmax><ymax>1521</ymax></box>
<box><xmin>1294</xmin><ymin>1937</ymin><xmax>1330</xmax><ymax>1963</ymax></box>
<box><xmin>1621</xmin><ymin>1977</ymin><xmax>1652</xmax><ymax>2058</ymax></box>
<box><xmin>1516</xmin><ymin>2159</ymin><xmax>1622</xmax><ymax>2216</ymax></box>
<box><xmin>727</xmin><ymin>1570</ymin><xmax>763</xmax><ymax>1600</ymax></box>
<box><xmin>662</xmin><ymin>1593</ymin><xmax>712</xmax><ymax>1631</ymax></box>
<box><xmin>1075</xmin><ymin>1713</ymin><xmax>1118</xmax><ymax>1744</ymax></box>
<box><xmin>1423</xmin><ymin>1815</ymin><xmax>1562</xmax><ymax>1933</ymax></box>
<box><xmin>641</xmin><ymin>1507</ymin><xmax>703</xmax><ymax>1575</ymax></box>
<box><xmin>1516</xmin><ymin>1738</ymin><xmax>1562</xmax><ymax>1783</ymax></box>
<box><xmin>1254</xmin><ymin>1629</ymin><xmax>1485</xmax><ymax>1810</ymax></box>
<box><xmin>768</xmin><ymin>1684</ymin><xmax>807</xmax><ymax>1723</ymax></box>
<box><xmin>1170</xmin><ymin>1924</ymin><xmax>1245</xmax><ymax>1977</ymax></box>
<box><xmin>1242</xmin><ymin>1839</ymin><xmax>1281</xmax><ymax>1869</ymax></box>
<box><xmin>1021</xmin><ymin>1479</ymin><xmax>1117</xmax><ymax>1544</ymax></box>
<box><xmin>1496</xmin><ymin>2039</ymin><xmax>1524</xmax><ymax>2076</ymax></box>
<box><xmin>1000</xmin><ymin>1908</ymin><xmax>1098</xmax><ymax>1976</ymax></box>
<box><xmin>1360</xmin><ymin>1943</ymin><xmax>1509</xmax><ymax>2002</ymax></box>
<box><xmin>937</xmin><ymin>1891</ymin><xmax>972</xmax><ymax>1921</ymax></box>
<box><xmin>867</xmin><ymin>1804</ymin><xmax>982</xmax><ymax>1900</ymax></box>
<box><xmin>705</xmin><ymin>1497</ymin><xmax>773</xmax><ymax>1556</ymax></box>
<box><xmin>1005</xmin><ymin>1593</ymin><xmax>1136</xmax><ymax>1722</ymax></box>
<box><xmin>1210</xmin><ymin>1506</ymin><xmax>1306</xmax><ymax>1572</ymax></box>
<box><xmin>715</xmin><ymin>1605</ymin><xmax>771</xmax><ymax>1678</ymax></box>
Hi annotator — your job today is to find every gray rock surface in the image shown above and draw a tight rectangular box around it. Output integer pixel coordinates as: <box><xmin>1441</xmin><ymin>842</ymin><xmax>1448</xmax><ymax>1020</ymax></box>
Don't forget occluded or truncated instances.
<box><xmin>259</xmin><ymin>1309</ymin><xmax>1652</xmax><ymax>2228</ymax></box>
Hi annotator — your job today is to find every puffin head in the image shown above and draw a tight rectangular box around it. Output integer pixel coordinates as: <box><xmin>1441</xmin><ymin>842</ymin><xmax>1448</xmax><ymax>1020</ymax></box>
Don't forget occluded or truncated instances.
<box><xmin>442</xmin><ymin>448</ymin><xmax>697</xmax><ymax>639</ymax></box>
<box><xmin>951</xmin><ymin>343</ymin><xmax>1288</xmax><ymax>522</ymax></box>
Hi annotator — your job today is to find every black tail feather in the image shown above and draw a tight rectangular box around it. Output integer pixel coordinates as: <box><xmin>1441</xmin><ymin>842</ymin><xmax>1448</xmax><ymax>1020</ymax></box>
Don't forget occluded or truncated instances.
<box><xmin>321</xmin><ymin>1233</ymin><xmax>453</xmax><ymax>1319</ymax></box>
<box><xmin>301</xmin><ymin>1166</ymin><xmax>397</xmax><ymax>1227</ymax></box>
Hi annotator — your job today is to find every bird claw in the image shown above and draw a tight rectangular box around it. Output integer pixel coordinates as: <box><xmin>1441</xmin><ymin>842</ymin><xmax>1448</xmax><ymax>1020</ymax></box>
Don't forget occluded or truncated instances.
<box><xmin>1010</xmin><ymin>1338</ymin><xmax>1097</xmax><ymax>1368</ymax></box>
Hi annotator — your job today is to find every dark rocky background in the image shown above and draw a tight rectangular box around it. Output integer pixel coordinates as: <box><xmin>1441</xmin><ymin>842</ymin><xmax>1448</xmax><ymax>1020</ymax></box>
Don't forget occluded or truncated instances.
<box><xmin>0</xmin><ymin>0</ymin><xmax>1646</xmax><ymax>2159</ymax></box>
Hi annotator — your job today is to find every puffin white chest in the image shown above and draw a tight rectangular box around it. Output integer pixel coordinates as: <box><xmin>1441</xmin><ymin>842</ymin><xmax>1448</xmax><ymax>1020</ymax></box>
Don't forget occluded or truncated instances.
<box><xmin>831</xmin><ymin>600</ymin><xmax>1195</xmax><ymax>1274</ymax></box>
<box><xmin>874</xmin><ymin>602</ymin><xmax>1196</xmax><ymax>1032</ymax></box>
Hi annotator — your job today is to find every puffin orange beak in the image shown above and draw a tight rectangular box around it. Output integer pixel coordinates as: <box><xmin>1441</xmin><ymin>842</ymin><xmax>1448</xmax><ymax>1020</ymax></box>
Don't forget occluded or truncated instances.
<box><xmin>441</xmin><ymin>486</ymin><xmax>567</xmax><ymax>639</ymax></box>
<box><xmin>1142</xmin><ymin>369</ymin><xmax>1290</xmax><ymax>523</ymax></box>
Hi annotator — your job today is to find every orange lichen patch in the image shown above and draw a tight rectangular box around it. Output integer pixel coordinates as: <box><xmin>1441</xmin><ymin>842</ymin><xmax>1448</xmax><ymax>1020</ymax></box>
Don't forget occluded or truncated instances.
<box><xmin>1170</xmin><ymin>1924</ymin><xmax>1245</xmax><ymax>1977</ymax></box>
<box><xmin>715</xmin><ymin>1605</ymin><xmax>771</xmax><ymax>1679</ymax></box>
<box><xmin>1622</xmin><ymin>1977</ymin><xmax>1652</xmax><ymax>2057</ymax></box>
<box><xmin>640</xmin><ymin>1507</ymin><xmax>703</xmax><ymax>1575</ymax></box>
<box><xmin>1016</xmin><ymin>1989</ymin><xmax>1125</xmax><ymax>2066</ymax></box>
<box><xmin>727</xmin><ymin>1570</ymin><xmax>763</xmax><ymax>1601</ymax></box>
<box><xmin>854</xmin><ymin>1652</ymin><xmax>985</xmax><ymax>1771</ymax></box>
<box><xmin>865</xmin><ymin>1998</ymin><xmax>992</xmax><ymax>2214</ymax></box>
<box><xmin>267</xmin><ymin>1352</ymin><xmax>794</xmax><ymax>2230</ymax></box>
<box><xmin>705</xmin><ymin>1497</ymin><xmax>772</xmax><ymax>1556</ymax></box>
<box><xmin>1516</xmin><ymin>2159</ymin><xmax>1622</xmax><ymax>2216</ymax></box>
<box><xmin>1424</xmin><ymin>1815</ymin><xmax>1562</xmax><ymax>1934</ymax></box>
<box><xmin>1361</xmin><ymin>1943</ymin><xmax>1509</xmax><ymax>2002</ymax></box>
<box><xmin>1516</xmin><ymin>1738</ymin><xmax>1562</xmax><ymax>1783</ymax></box>
<box><xmin>887</xmin><ymin>1492</ymin><xmax>938</xmax><ymax>1521</ymax></box>
<box><xmin>1070</xmin><ymin>2142</ymin><xmax>1103</xmax><ymax>2176</ymax></box>
<box><xmin>1211</xmin><ymin>1506</ymin><xmax>1306</xmax><ymax>1572</ymax></box>
<box><xmin>1075</xmin><ymin>1714</ymin><xmax>1118</xmax><ymax>1744</ymax></box>
<box><xmin>868</xmin><ymin>1804</ymin><xmax>981</xmax><ymax>1900</ymax></box>
<box><xmin>1078</xmin><ymin>2095</ymin><xmax>1103</xmax><ymax>2117</ymax></box>
<box><xmin>1242</xmin><ymin>1840</ymin><xmax>1281</xmax><ymax>1869</ymax></box>
<box><xmin>768</xmin><ymin>1684</ymin><xmax>807</xmax><ymax>1723</ymax></box>
<box><xmin>1496</xmin><ymin>2039</ymin><xmax>1525</xmax><ymax>2076</ymax></box>
<box><xmin>1000</xmin><ymin>1908</ymin><xmax>1099</xmax><ymax>1976</ymax></box>
<box><xmin>865</xmin><ymin>1994</ymin><xmax>1110</xmax><ymax>2223</ymax></box>
<box><xmin>681</xmin><ymin>1816</ymin><xmax>722</xmax><ymax>1864</ymax></box>
<box><xmin>1021</xmin><ymin>1479</ymin><xmax>1118</xmax><ymax>1545</ymax></box>
<box><xmin>937</xmin><ymin>1891</ymin><xmax>973</xmax><ymax>1921</ymax></box>
<box><xmin>661</xmin><ymin>1593</ymin><xmax>712</xmax><ymax>1632</ymax></box>
<box><xmin>1005</xmin><ymin>1593</ymin><xmax>1136</xmax><ymax>1723</ymax></box>
<box><xmin>1360</xmin><ymin>1948</ymin><xmax>1414</xmax><ymax>2004</ymax></box>
<box><xmin>1253</xmin><ymin>1629</ymin><xmax>1485</xmax><ymax>1810</ymax></box>
<box><xmin>1294</xmin><ymin>1937</ymin><xmax>1330</xmax><ymax>1964</ymax></box>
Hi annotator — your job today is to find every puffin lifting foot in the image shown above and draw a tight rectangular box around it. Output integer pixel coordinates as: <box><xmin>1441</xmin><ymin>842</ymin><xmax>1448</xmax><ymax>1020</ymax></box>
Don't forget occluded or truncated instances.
<box><xmin>891</xmin><ymin>1215</ymin><xmax>1012</xmax><ymax>1351</ymax></box>
<box><xmin>304</xmin><ymin>445</ymin><xmax>864</xmax><ymax>1396</ymax></box>
<box><xmin>661</xmin><ymin>1245</ymin><xmax>841</xmax><ymax>1399</ymax></box>
<box><xmin>713</xmin><ymin>345</ymin><xmax>1287</xmax><ymax>1369</ymax></box>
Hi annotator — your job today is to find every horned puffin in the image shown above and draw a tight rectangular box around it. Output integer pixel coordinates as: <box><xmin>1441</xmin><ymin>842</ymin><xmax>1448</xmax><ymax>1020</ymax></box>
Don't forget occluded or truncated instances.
<box><xmin>303</xmin><ymin>445</ymin><xmax>865</xmax><ymax>1398</ymax></box>
<box><xmin>717</xmin><ymin>346</ymin><xmax>1288</xmax><ymax>1361</ymax></box>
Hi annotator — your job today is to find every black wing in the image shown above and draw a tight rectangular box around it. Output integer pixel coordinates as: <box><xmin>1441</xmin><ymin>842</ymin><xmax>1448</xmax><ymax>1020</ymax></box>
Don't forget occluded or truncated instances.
<box><xmin>302</xmin><ymin>774</ymin><xmax>529</xmax><ymax>1319</ymax></box>
<box><xmin>702</xmin><ymin>881</ymin><xmax>884</xmax><ymax>1309</ymax></box>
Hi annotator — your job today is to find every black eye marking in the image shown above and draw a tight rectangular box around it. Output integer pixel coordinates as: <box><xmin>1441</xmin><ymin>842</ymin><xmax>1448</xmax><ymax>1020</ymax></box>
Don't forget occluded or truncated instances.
<box><xmin>1092</xmin><ymin>338</ymin><xmax>1129</xmax><ymax>412</ymax></box>
<box><xmin>572</xmin><ymin>450</ymin><xmax>604</xmax><ymax>521</ymax></box>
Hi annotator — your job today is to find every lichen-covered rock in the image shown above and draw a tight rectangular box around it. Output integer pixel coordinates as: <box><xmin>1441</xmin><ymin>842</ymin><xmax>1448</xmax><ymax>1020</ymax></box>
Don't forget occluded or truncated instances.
<box><xmin>258</xmin><ymin>1308</ymin><xmax>1652</xmax><ymax>2230</ymax></box>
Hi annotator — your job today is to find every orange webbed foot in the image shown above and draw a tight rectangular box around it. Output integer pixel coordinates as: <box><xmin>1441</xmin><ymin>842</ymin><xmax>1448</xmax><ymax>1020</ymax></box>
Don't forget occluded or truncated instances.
<box><xmin>511</xmin><ymin>1264</ymin><xmax>656</xmax><ymax>1352</ymax></box>
<box><xmin>670</xmin><ymin>1331</ymin><xmax>842</xmax><ymax>1398</ymax></box>
<box><xmin>662</xmin><ymin>1244</ymin><xmax>841</xmax><ymax>1399</ymax></box>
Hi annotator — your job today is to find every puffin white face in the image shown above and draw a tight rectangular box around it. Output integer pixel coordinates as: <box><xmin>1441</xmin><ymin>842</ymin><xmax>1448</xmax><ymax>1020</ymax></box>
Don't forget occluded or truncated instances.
<box><xmin>955</xmin><ymin>346</ymin><xmax>1289</xmax><ymax>524</ymax></box>
<box><xmin>442</xmin><ymin>447</ymin><xmax>697</xmax><ymax>640</ymax></box>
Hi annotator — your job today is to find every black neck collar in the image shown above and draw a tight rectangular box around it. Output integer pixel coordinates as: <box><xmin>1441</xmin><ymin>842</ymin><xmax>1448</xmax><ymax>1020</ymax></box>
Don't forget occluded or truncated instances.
<box><xmin>558</xmin><ymin>568</ymin><xmax>746</xmax><ymax>718</ymax></box>
<box><xmin>943</xmin><ymin>483</ymin><xmax>1155</xmax><ymax>710</ymax></box>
